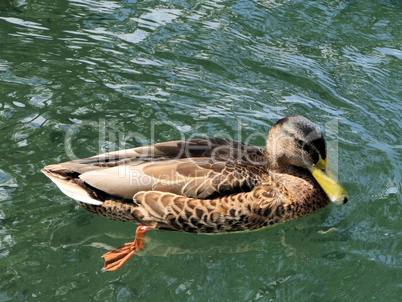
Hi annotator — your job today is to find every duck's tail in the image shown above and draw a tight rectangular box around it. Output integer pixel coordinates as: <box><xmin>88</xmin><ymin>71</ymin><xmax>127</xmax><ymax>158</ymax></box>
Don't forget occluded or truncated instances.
<box><xmin>42</xmin><ymin>165</ymin><xmax>103</xmax><ymax>206</ymax></box>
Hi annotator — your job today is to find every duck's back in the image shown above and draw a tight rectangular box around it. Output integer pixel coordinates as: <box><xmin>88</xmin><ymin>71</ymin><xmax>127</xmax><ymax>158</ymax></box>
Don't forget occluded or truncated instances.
<box><xmin>42</xmin><ymin>138</ymin><xmax>268</xmax><ymax>204</ymax></box>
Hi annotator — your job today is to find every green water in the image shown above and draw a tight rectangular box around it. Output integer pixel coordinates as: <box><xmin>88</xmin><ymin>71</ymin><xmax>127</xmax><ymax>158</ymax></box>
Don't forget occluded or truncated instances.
<box><xmin>0</xmin><ymin>0</ymin><xmax>401</xmax><ymax>300</ymax></box>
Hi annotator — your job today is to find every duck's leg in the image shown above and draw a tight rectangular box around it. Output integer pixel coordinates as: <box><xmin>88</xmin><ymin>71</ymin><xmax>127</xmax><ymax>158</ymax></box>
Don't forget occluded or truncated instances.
<box><xmin>102</xmin><ymin>225</ymin><xmax>152</xmax><ymax>271</ymax></box>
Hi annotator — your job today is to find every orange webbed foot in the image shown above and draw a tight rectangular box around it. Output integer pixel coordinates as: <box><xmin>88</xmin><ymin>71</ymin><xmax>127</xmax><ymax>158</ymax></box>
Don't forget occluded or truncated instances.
<box><xmin>102</xmin><ymin>225</ymin><xmax>152</xmax><ymax>271</ymax></box>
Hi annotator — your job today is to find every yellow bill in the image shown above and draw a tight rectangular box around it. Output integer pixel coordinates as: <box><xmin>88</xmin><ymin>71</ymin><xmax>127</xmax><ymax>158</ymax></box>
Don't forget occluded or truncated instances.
<box><xmin>309</xmin><ymin>156</ymin><xmax>349</xmax><ymax>204</ymax></box>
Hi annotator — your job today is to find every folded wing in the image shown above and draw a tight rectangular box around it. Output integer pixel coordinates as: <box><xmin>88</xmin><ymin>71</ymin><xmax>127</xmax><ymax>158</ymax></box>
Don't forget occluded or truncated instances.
<box><xmin>42</xmin><ymin>139</ymin><xmax>268</xmax><ymax>202</ymax></box>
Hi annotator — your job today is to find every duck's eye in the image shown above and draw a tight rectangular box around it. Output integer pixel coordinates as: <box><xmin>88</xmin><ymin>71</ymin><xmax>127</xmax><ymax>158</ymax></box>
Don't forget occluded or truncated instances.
<box><xmin>301</xmin><ymin>141</ymin><xmax>312</xmax><ymax>153</ymax></box>
<box><xmin>311</xmin><ymin>152</ymin><xmax>319</xmax><ymax>165</ymax></box>
<box><xmin>301</xmin><ymin>142</ymin><xmax>319</xmax><ymax>164</ymax></box>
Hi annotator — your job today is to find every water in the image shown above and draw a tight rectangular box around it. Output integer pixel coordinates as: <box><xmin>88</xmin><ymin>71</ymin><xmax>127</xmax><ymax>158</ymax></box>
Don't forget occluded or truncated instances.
<box><xmin>0</xmin><ymin>0</ymin><xmax>401</xmax><ymax>300</ymax></box>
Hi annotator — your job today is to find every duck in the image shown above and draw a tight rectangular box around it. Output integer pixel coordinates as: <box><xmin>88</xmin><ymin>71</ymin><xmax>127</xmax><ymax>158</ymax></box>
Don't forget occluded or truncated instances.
<box><xmin>42</xmin><ymin>115</ymin><xmax>348</xmax><ymax>271</ymax></box>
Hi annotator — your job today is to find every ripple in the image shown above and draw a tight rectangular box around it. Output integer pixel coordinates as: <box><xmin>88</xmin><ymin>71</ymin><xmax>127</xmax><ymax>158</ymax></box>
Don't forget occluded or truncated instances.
<box><xmin>0</xmin><ymin>17</ymin><xmax>49</xmax><ymax>31</ymax></box>
<box><xmin>68</xmin><ymin>0</ymin><xmax>121</xmax><ymax>14</ymax></box>
<box><xmin>0</xmin><ymin>0</ymin><xmax>401</xmax><ymax>301</ymax></box>
<box><xmin>376</xmin><ymin>47</ymin><xmax>402</xmax><ymax>59</ymax></box>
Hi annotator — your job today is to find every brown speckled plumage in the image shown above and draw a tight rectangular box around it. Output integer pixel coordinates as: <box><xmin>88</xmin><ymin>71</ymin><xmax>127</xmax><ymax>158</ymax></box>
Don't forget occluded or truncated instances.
<box><xmin>77</xmin><ymin>170</ymin><xmax>329</xmax><ymax>233</ymax></box>
<box><xmin>42</xmin><ymin>116</ymin><xmax>347</xmax><ymax>235</ymax></box>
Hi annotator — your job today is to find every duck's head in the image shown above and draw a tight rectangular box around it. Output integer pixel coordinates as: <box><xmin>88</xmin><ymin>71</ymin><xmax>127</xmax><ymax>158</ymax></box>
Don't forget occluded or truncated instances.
<box><xmin>265</xmin><ymin>115</ymin><xmax>348</xmax><ymax>204</ymax></box>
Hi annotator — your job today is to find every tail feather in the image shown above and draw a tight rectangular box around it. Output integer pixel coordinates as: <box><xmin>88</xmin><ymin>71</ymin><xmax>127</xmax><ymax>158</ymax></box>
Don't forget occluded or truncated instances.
<box><xmin>41</xmin><ymin>167</ymin><xmax>103</xmax><ymax>205</ymax></box>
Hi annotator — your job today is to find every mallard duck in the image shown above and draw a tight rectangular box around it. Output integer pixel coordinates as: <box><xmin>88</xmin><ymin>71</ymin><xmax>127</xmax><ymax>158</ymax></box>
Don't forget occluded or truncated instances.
<box><xmin>42</xmin><ymin>115</ymin><xmax>348</xmax><ymax>271</ymax></box>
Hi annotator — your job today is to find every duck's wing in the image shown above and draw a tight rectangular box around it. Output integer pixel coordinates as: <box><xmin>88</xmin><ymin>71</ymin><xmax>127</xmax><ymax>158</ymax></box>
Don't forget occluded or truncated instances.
<box><xmin>64</xmin><ymin>138</ymin><xmax>265</xmax><ymax>168</ymax></box>
<box><xmin>42</xmin><ymin>139</ymin><xmax>268</xmax><ymax>203</ymax></box>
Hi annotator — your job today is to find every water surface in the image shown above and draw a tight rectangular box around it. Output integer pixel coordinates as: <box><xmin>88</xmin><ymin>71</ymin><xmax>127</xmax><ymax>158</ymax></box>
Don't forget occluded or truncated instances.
<box><xmin>0</xmin><ymin>0</ymin><xmax>401</xmax><ymax>301</ymax></box>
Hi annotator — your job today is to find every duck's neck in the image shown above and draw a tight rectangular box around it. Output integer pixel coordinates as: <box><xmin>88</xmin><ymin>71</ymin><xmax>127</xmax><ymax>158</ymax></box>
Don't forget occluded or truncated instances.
<box><xmin>264</xmin><ymin>148</ymin><xmax>289</xmax><ymax>174</ymax></box>
<box><xmin>269</xmin><ymin>166</ymin><xmax>331</xmax><ymax>210</ymax></box>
